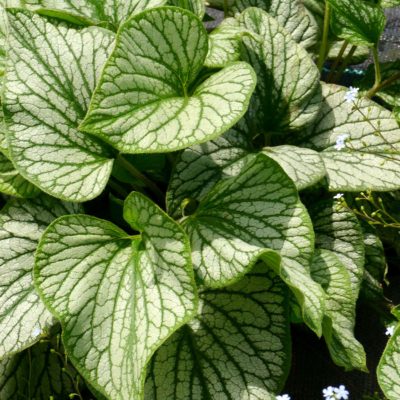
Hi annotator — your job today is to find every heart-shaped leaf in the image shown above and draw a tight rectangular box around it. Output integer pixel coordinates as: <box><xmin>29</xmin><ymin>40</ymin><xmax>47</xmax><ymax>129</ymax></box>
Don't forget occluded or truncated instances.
<box><xmin>296</xmin><ymin>83</ymin><xmax>400</xmax><ymax>191</ymax></box>
<box><xmin>263</xmin><ymin>145</ymin><xmax>326</xmax><ymax>190</ymax></box>
<box><xmin>328</xmin><ymin>0</ymin><xmax>386</xmax><ymax>47</ymax></box>
<box><xmin>177</xmin><ymin>153</ymin><xmax>324</xmax><ymax>335</ymax></box>
<box><xmin>80</xmin><ymin>7</ymin><xmax>256</xmax><ymax>154</ymax></box>
<box><xmin>3</xmin><ymin>10</ymin><xmax>114</xmax><ymax>202</ymax></box>
<box><xmin>310</xmin><ymin>199</ymin><xmax>365</xmax><ymax>297</ymax></box>
<box><xmin>0</xmin><ymin>195</ymin><xmax>81</xmax><ymax>359</ymax></box>
<box><xmin>34</xmin><ymin>192</ymin><xmax>197</xmax><ymax>400</ymax></box>
<box><xmin>378</xmin><ymin>322</ymin><xmax>400</xmax><ymax>400</ymax></box>
<box><xmin>145</xmin><ymin>265</ymin><xmax>290</xmax><ymax>400</ymax></box>
<box><xmin>311</xmin><ymin>249</ymin><xmax>367</xmax><ymax>371</ymax></box>
<box><xmin>238</xmin><ymin>8</ymin><xmax>322</xmax><ymax>134</ymax></box>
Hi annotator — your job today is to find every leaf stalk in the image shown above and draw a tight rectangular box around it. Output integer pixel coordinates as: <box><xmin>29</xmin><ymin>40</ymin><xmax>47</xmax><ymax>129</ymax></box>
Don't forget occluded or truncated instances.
<box><xmin>116</xmin><ymin>154</ymin><xmax>164</xmax><ymax>204</ymax></box>
<box><xmin>317</xmin><ymin>2</ymin><xmax>331</xmax><ymax>71</ymax></box>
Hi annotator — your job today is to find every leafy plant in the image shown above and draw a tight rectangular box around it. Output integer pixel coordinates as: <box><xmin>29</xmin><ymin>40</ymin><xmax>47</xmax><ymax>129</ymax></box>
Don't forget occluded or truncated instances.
<box><xmin>0</xmin><ymin>0</ymin><xmax>400</xmax><ymax>399</ymax></box>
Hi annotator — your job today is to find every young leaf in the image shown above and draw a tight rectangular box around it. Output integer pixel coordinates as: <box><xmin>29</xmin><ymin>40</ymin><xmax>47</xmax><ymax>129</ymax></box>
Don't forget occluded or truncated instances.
<box><xmin>0</xmin><ymin>340</ymin><xmax>75</xmax><ymax>399</ymax></box>
<box><xmin>378</xmin><ymin>322</ymin><xmax>400</xmax><ymax>400</ymax></box>
<box><xmin>310</xmin><ymin>199</ymin><xmax>365</xmax><ymax>297</ymax></box>
<box><xmin>361</xmin><ymin>226</ymin><xmax>387</xmax><ymax>303</ymax></box>
<box><xmin>80</xmin><ymin>7</ymin><xmax>256</xmax><ymax>154</ymax></box>
<box><xmin>311</xmin><ymin>249</ymin><xmax>367</xmax><ymax>371</ymax></box>
<box><xmin>296</xmin><ymin>83</ymin><xmax>400</xmax><ymax>191</ymax></box>
<box><xmin>3</xmin><ymin>10</ymin><xmax>114</xmax><ymax>202</ymax></box>
<box><xmin>145</xmin><ymin>265</ymin><xmax>291</xmax><ymax>399</ymax></box>
<box><xmin>0</xmin><ymin>195</ymin><xmax>81</xmax><ymax>359</ymax></box>
<box><xmin>34</xmin><ymin>192</ymin><xmax>197</xmax><ymax>400</ymax></box>
<box><xmin>262</xmin><ymin>145</ymin><xmax>326</xmax><ymax>190</ymax></box>
<box><xmin>205</xmin><ymin>17</ymin><xmax>252</xmax><ymax>68</ymax></box>
<box><xmin>179</xmin><ymin>153</ymin><xmax>325</xmax><ymax>335</ymax></box>
<box><xmin>328</xmin><ymin>0</ymin><xmax>386</xmax><ymax>47</ymax></box>
<box><xmin>0</xmin><ymin>153</ymin><xmax>40</xmax><ymax>197</ymax></box>
<box><xmin>238</xmin><ymin>7</ymin><xmax>322</xmax><ymax>134</ymax></box>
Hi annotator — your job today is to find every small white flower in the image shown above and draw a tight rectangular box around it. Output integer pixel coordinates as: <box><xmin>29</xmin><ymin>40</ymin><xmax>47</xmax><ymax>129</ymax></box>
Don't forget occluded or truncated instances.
<box><xmin>32</xmin><ymin>326</ymin><xmax>41</xmax><ymax>338</ymax></box>
<box><xmin>323</xmin><ymin>386</ymin><xmax>335</xmax><ymax>399</ymax></box>
<box><xmin>333</xmin><ymin>193</ymin><xmax>344</xmax><ymax>200</ymax></box>
<box><xmin>334</xmin><ymin>134</ymin><xmax>350</xmax><ymax>150</ymax></box>
<box><xmin>276</xmin><ymin>395</ymin><xmax>291</xmax><ymax>400</ymax></box>
<box><xmin>344</xmin><ymin>86</ymin><xmax>359</xmax><ymax>103</ymax></box>
<box><xmin>334</xmin><ymin>385</ymin><xmax>349</xmax><ymax>399</ymax></box>
<box><xmin>386</xmin><ymin>325</ymin><xmax>395</xmax><ymax>336</ymax></box>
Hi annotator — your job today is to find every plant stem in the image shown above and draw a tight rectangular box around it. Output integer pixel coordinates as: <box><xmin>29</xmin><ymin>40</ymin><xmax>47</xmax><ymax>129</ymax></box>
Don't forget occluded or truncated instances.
<box><xmin>223</xmin><ymin>0</ymin><xmax>228</xmax><ymax>18</ymax></box>
<box><xmin>366</xmin><ymin>45</ymin><xmax>382</xmax><ymax>98</ymax></box>
<box><xmin>334</xmin><ymin>45</ymin><xmax>357</xmax><ymax>82</ymax></box>
<box><xmin>108</xmin><ymin>178</ymin><xmax>130</xmax><ymax>198</ymax></box>
<box><xmin>116</xmin><ymin>154</ymin><xmax>164</xmax><ymax>203</ymax></box>
<box><xmin>317</xmin><ymin>2</ymin><xmax>331</xmax><ymax>71</ymax></box>
<box><xmin>366</xmin><ymin>71</ymin><xmax>400</xmax><ymax>99</ymax></box>
<box><xmin>327</xmin><ymin>40</ymin><xmax>348</xmax><ymax>82</ymax></box>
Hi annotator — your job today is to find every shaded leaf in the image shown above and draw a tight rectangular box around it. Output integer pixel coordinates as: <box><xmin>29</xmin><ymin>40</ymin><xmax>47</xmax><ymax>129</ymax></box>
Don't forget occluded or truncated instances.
<box><xmin>145</xmin><ymin>265</ymin><xmax>290</xmax><ymax>400</ymax></box>
<box><xmin>310</xmin><ymin>199</ymin><xmax>365</xmax><ymax>296</ymax></box>
<box><xmin>0</xmin><ymin>340</ymin><xmax>75</xmax><ymax>399</ymax></box>
<box><xmin>0</xmin><ymin>152</ymin><xmax>40</xmax><ymax>197</ymax></box>
<box><xmin>238</xmin><ymin>7</ymin><xmax>321</xmax><ymax>134</ymax></box>
<box><xmin>328</xmin><ymin>0</ymin><xmax>386</xmax><ymax>46</ymax></box>
<box><xmin>311</xmin><ymin>249</ymin><xmax>367</xmax><ymax>371</ymax></box>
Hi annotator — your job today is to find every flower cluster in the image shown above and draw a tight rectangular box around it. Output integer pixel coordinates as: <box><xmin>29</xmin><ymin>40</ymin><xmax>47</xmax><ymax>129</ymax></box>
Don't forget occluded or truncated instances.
<box><xmin>334</xmin><ymin>134</ymin><xmax>349</xmax><ymax>151</ymax></box>
<box><xmin>276</xmin><ymin>395</ymin><xmax>291</xmax><ymax>400</ymax></box>
<box><xmin>323</xmin><ymin>385</ymin><xmax>349</xmax><ymax>400</ymax></box>
<box><xmin>385</xmin><ymin>325</ymin><xmax>395</xmax><ymax>337</ymax></box>
<box><xmin>344</xmin><ymin>86</ymin><xmax>359</xmax><ymax>103</ymax></box>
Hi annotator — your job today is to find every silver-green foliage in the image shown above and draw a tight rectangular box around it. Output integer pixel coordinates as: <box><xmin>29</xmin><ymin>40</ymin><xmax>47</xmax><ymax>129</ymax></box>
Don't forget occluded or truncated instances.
<box><xmin>0</xmin><ymin>0</ymin><xmax>398</xmax><ymax>399</ymax></box>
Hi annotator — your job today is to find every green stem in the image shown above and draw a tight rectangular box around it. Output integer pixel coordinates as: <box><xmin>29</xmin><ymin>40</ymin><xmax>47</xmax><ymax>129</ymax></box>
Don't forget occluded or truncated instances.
<box><xmin>327</xmin><ymin>40</ymin><xmax>348</xmax><ymax>82</ymax></box>
<box><xmin>334</xmin><ymin>45</ymin><xmax>357</xmax><ymax>82</ymax></box>
<box><xmin>116</xmin><ymin>154</ymin><xmax>164</xmax><ymax>204</ymax></box>
<box><xmin>366</xmin><ymin>45</ymin><xmax>381</xmax><ymax>98</ymax></box>
<box><xmin>223</xmin><ymin>0</ymin><xmax>228</xmax><ymax>18</ymax></box>
<box><xmin>366</xmin><ymin>71</ymin><xmax>400</xmax><ymax>100</ymax></box>
<box><xmin>108</xmin><ymin>178</ymin><xmax>130</xmax><ymax>198</ymax></box>
<box><xmin>317</xmin><ymin>2</ymin><xmax>331</xmax><ymax>71</ymax></box>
